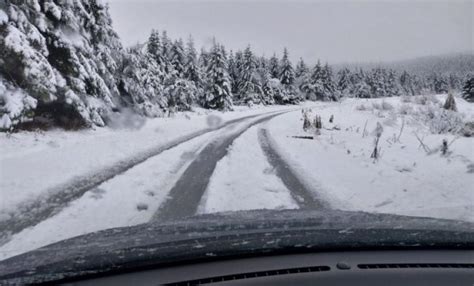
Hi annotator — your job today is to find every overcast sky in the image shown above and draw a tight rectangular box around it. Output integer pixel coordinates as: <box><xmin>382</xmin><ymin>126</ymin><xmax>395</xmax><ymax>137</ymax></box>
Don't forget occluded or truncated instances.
<box><xmin>107</xmin><ymin>0</ymin><xmax>472</xmax><ymax>64</ymax></box>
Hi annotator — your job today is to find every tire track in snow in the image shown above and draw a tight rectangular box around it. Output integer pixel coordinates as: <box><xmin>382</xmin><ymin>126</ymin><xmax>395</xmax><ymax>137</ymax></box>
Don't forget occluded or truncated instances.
<box><xmin>152</xmin><ymin>111</ymin><xmax>292</xmax><ymax>222</ymax></box>
<box><xmin>257</xmin><ymin>128</ymin><xmax>329</xmax><ymax>210</ymax></box>
<box><xmin>0</xmin><ymin>111</ymin><xmax>284</xmax><ymax>244</ymax></box>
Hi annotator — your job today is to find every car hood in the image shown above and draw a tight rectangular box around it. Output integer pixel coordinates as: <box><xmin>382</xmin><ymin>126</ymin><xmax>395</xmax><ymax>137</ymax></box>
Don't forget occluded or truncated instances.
<box><xmin>0</xmin><ymin>209</ymin><xmax>473</xmax><ymax>284</ymax></box>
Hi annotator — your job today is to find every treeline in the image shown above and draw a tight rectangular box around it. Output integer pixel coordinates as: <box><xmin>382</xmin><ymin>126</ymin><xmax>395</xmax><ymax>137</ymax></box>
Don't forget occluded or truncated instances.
<box><xmin>0</xmin><ymin>0</ymin><xmax>472</xmax><ymax>131</ymax></box>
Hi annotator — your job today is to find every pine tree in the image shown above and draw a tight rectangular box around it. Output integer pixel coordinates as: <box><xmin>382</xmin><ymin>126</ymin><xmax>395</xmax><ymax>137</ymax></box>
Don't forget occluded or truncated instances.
<box><xmin>227</xmin><ymin>50</ymin><xmax>237</xmax><ymax>94</ymax></box>
<box><xmin>256</xmin><ymin>64</ymin><xmax>276</xmax><ymax>105</ymax></box>
<box><xmin>118</xmin><ymin>45</ymin><xmax>167</xmax><ymax>117</ymax></box>
<box><xmin>400</xmin><ymin>71</ymin><xmax>414</xmax><ymax>96</ymax></box>
<box><xmin>237</xmin><ymin>45</ymin><xmax>263</xmax><ymax>104</ymax></box>
<box><xmin>170</xmin><ymin>39</ymin><xmax>185</xmax><ymax>77</ymax></box>
<box><xmin>337</xmin><ymin>68</ymin><xmax>352</xmax><ymax>97</ymax></box>
<box><xmin>147</xmin><ymin>30</ymin><xmax>163</xmax><ymax>65</ymax></box>
<box><xmin>275</xmin><ymin>48</ymin><xmax>297</xmax><ymax>104</ymax></box>
<box><xmin>164</xmin><ymin>38</ymin><xmax>197</xmax><ymax>112</ymax></box>
<box><xmin>367</xmin><ymin>68</ymin><xmax>388</xmax><ymax>98</ymax></box>
<box><xmin>232</xmin><ymin>50</ymin><xmax>244</xmax><ymax>96</ymax></box>
<box><xmin>269</xmin><ymin>54</ymin><xmax>280</xmax><ymax>79</ymax></box>
<box><xmin>295</xmin><ymin>58</ymin><xmax>309</xmax><ymax>78</ymax></box>
<box><xmin>203</xmin><ymin>42</ymin><xmax>233</xmax><ymax>110</ymax></box>
<box><xmin>322</xmin><ymin>63</ymin><xmax>338</xmax><ymax>100</ymax></box>
<box><xmin>279</xmin><ymin>48</ymin><xmax>295</xmax><ymax>86</ymax></box>
<box><xmin>184</xmin><ymin>36</ymin><xmax>202</xmax><ymax>86</ymax></box>
<box><xmin>0</xmin><ymin>0</ymin><xmax>125</xmax><ymax>129</ymax></box>
<box><xmin>462</xmin><ymin>77</ymin><xmax>474</xmax><ymax>102</ymax></box>
<box><xmin>386</xmin><ymin>70</ymin><xmax>401</xmax><ymax>97</ymax></box>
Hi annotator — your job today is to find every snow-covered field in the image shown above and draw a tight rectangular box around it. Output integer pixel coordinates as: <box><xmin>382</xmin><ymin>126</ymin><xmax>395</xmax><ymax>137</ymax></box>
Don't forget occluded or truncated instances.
<box><xmin>268</xmin><ymin>94</ymin><xmax>474</xmax><ymax>222</ymax></box>
<box><xmin>0</xmin><ymin>95</ymin><xmax>473</xmax><ymax>261</ymax></box>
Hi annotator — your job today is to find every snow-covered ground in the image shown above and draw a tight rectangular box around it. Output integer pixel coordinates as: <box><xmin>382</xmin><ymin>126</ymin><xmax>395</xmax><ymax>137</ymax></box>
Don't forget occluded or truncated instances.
<box><xmin>267</xmin><ymin>94</ymin><xmax>474</xmax><ymax>222</ymax></box>
<box><xmin>0</xmin><ymin>95</ymin><xmax>473</xmax><ymax>261</ymax></box>
<box><xmin>0</xmin><ymin>105</ymin><xmax>299</xmax><ymax>260</ymax></box>
<box><xmin>0</xmin><ymin>105</ymin><xmax>292</xmax><ymax>218</ymax></box>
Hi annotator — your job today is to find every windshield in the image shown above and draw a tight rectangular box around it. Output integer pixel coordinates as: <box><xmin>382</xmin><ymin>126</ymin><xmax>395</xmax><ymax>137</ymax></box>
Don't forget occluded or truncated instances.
<box><xmin>0</xmin><ymin>0</ymin><xmax>473</xmax><ymax>265</ymax></box>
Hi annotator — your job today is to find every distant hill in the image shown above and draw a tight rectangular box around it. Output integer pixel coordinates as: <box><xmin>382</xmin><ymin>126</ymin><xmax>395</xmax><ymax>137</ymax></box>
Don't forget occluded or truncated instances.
<box><xmin>335</xmin><ymin>53</ymin><xmax>474</xmax><ymax>77</ymax></box>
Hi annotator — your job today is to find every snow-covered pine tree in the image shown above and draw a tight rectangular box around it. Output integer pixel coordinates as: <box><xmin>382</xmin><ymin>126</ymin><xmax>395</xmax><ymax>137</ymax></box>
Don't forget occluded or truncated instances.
<box><xmin>337</xmin><ymin>68</ymin><xmax>352</xmax><ymax>97</ymax></box>
<box><xmin>1</xmin><ymin>0</ymin><xmax>125</xmax><ymax>129</ymax></box>
<box><xmin>269</xmin><ymin>53</ymin><xmax>280</xmax><ymax>79</ymax></box>
<box><xmin>256</xmin><ymin>60</ymin><xmax>276</xmax><ymax>105</ymax></box>
<box><xmin>301</xmin><ymin>61</ymin><xmax>324</xmax><ymax>100</ymax></box>
<box><xmin>117</xmin><ymin>45</ymin><xmax>167</xmax><ymax>117</ymax></box>
<box><xmin>322</xmin><ymin>63</ymin><xmax>338</xmax><ymax>101</ymax></box>
<box><xmin>147</xmin><ymin>30</ymin><xmax>162</xmax><ymax>65</ymax></box>
<box><xmin>462</xmin><ymin>77</ymin><xmax>474</xmax><ymax>102</ymax></box>
<box><xmin>448</xmin><ymin>74</ymin><xmax>461</xmax><ymax>91</ymax></box>
<box><xmin>353</xmin><ymin>70</ymin><xmax>372</xmax><ymax>98</ymax></box>
<box><xmin>431</xmin><ymin>74</ymin><xmax>449</xmax><ymax>94</ymax></box>
<box><xmin>279</xmin><ymin>48</ymin><xmax>295</xmax><ymax>86</ymax></box>
<box><xmin>237</xmin><ymin>45</ymin><xmax>264</xmax><ymax>105</ymax></box>
<box><xmin>295</xmin><ymin>57</ymin><xmax>309</xmax><ymax>96</ymax></box>
<box><xmin>170</xmin><ymin>39</ymin><xmax>185</xmax><ymax>77</ymax></box>
<box><xmin>367</xmin><ymin>68</ymin><xmax>388</xmax><ymax>98</ymax></box>
<box><xmin>184</xmin><ymin>36</ymin><xmax>202</xmax><ymax>86</ymax></box>
<box><xmin>203</xmin><ymin>42</ymin><xmax>233</xmax><ymax>110</ymax></box>
<box><xmin>163</xmin><ymin>38</ymin><xmax>197</xmax><ymax>112</ymax></box>
<box><xmin>277</xmin><ymin>48</ymin><xmax>297</xmax><ymax>104</ymax></box>
<box><xmin>227</xmin><ymin>50</ymin><xmax>238</xmax><ymax>95</ymax></box>
<box><xmin>386</xmin><ymin>69</ymin><xmax>401</xmax><ymax>97</ymax></box>
<box><xmin>400</xmin><ymin>70</ymin><xmax>414</xmax><ymax>96</ymax></box>
<box><xmin>295</xmin><ymin>58</ymin><xmax>309</xmax><ymax>78</ymax></box>
<box><xmin>231</xmin><ymin>50</ymin><xmax>245</xmax><ymax>97</ymax></box>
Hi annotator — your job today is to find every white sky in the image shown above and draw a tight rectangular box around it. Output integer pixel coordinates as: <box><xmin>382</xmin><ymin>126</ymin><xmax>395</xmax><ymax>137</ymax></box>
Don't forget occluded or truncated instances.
<box><xmin>106</xmin><ymin>0</ymin><xmax>473</xmax><ymax>64</ymax></box>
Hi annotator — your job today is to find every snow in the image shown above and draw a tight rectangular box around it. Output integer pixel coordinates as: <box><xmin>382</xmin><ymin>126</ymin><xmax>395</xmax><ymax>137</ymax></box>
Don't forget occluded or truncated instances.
<box><xmin>266</xmin><ymin>95</ymin><xmax>474</xmax><ymax>222</ymax></box>
<box><xmin>198</xmin><ymin>125</ymin><xmax>298</xmax><ymax>214</ymax></box>
<box><xmin>0</xmin><ymin>107</ymin><xmax>295</xmax><ymax>260</ymax></box>
<box><xmin>0</xmin><ymin>95</ymin><xmax>472</xmax><ymax>261</ymax></box>
<box><xmin>0</xmin><ymin>9</ymin><xmax>8</xmax><ymax>25</ymax></box>
<box><xmin>0</xmin><ymin>105</ymin><xmax>293</xmax><ymax>218</ymax></box>
<box><xmin>0</xmin><ymin>131</ymin><xmax>213</xmax><ymax>260</ymax></box>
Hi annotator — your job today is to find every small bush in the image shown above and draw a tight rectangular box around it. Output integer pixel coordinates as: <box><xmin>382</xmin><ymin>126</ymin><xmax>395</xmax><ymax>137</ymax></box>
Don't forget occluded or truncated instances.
<box><xmin>426</xmin><ymin>107</ymin><xmax>464</xmax><ymax>134</ymax></box>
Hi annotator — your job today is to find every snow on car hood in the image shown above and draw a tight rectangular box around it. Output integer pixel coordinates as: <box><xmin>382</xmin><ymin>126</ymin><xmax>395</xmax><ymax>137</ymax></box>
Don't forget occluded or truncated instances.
<box><xmin>0</xmin><ymin>209</ymin><xmax>473</xmax><ymax>284</ymax></box>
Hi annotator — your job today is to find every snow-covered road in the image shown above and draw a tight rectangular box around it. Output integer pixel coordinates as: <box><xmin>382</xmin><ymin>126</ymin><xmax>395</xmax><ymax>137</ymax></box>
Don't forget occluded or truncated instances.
<box><xmin>153</xmin><ymin>110</ymin><xmax>298</xmax><ymax>221</ymax></box>
<box><xmin>0</xmin><ymin>107</ymin><xmax>307</xmax><ymax>260</ymax></box>
<box><xmin>0</xmin><ymin>109</ymin><xmax>288</xmax><ymax>241</ymax></box>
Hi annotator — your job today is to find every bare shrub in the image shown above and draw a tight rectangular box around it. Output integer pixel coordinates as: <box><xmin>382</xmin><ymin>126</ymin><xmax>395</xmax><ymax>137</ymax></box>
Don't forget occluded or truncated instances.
<box><xmin>441</xmin><ymin>139</ymin><xmax>448</xmax><ymax>156</ymax></box>
<box><xmin>313</xmin><ymin>115</ymin><xmax>322</xmax><ymax>129</ymax></box>
<box><xmin>302</xmin><ymin>111</ymin><xmax>311</xmax><ymax>131</ymax></box>
<box><xmin>370</xmin><ymin>122</ymin><xmax>384</xmax><ymax>160</ymax></box>
<box><xmin>425</xmin><ymin>106</ymin><xmax>464</xmax><ymax>134</ymax></box>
